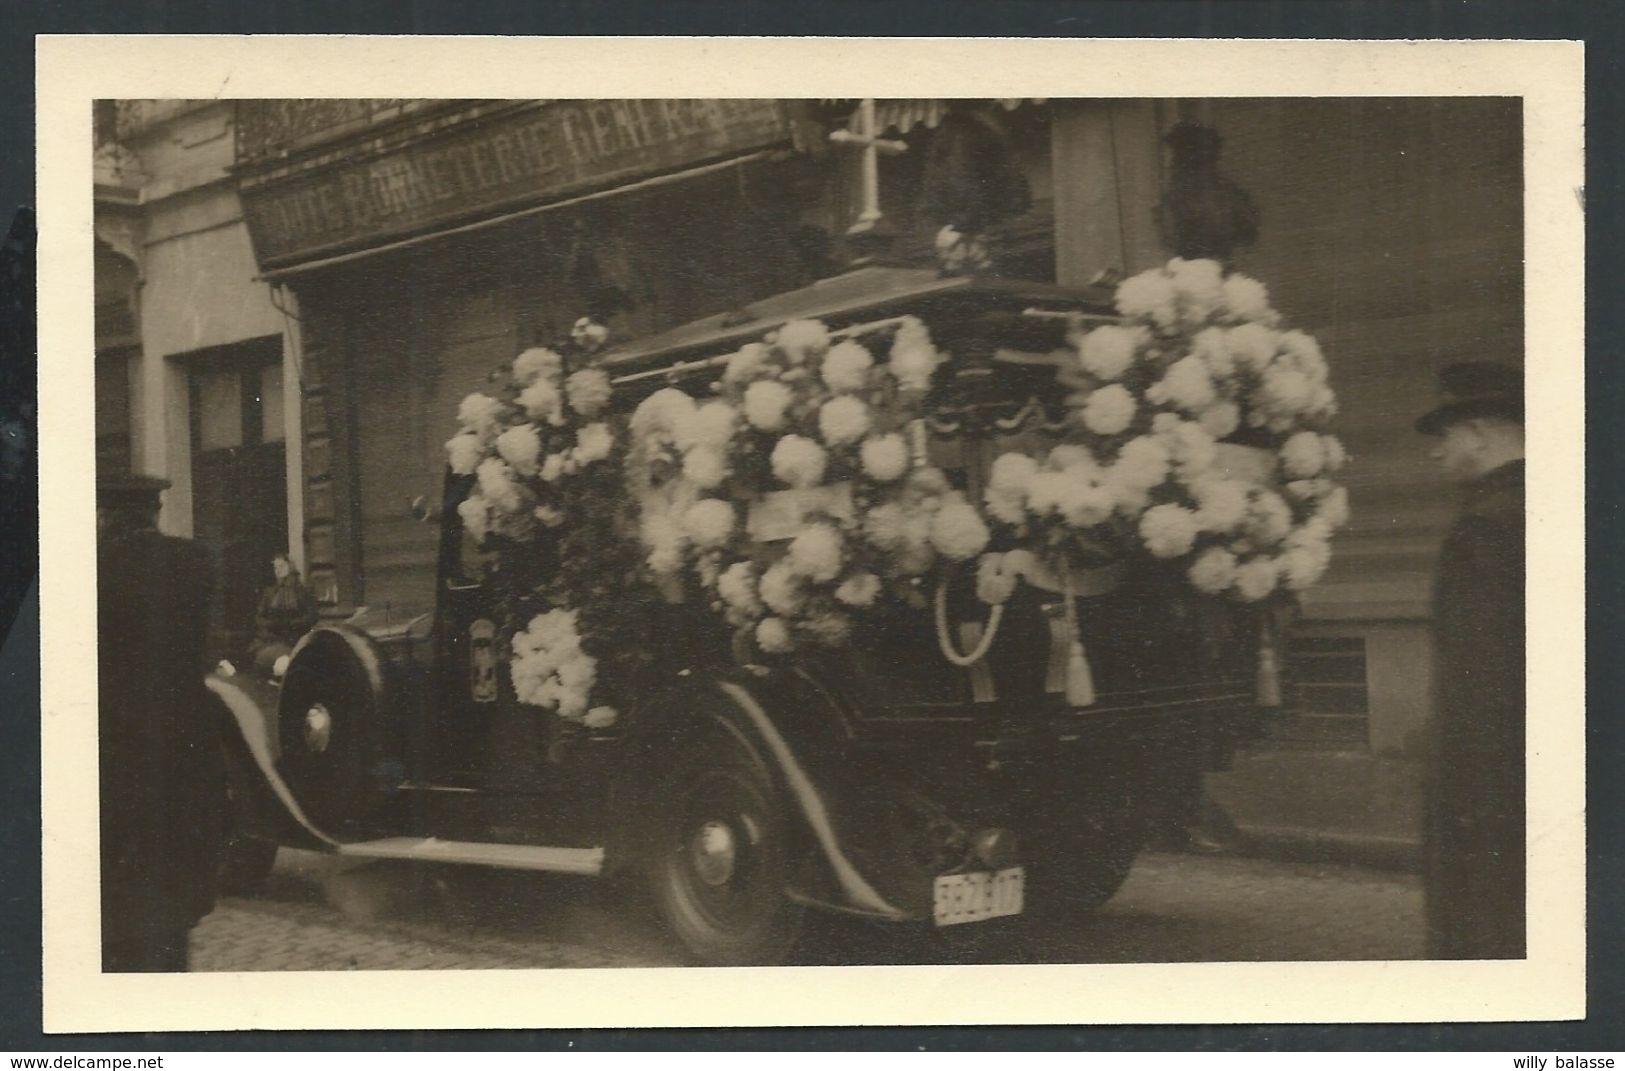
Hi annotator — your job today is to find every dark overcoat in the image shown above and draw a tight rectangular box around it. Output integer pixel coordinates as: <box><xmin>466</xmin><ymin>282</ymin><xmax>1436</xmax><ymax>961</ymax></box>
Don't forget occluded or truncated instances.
<box><xmin>1425</xmin><ymin>458</ymin><xmax>1526</xmax><ymax>959</ymax></box>
<box><xmin>97</xmin><ymin>526</ymin><xmax>226</xmax><ymax>965</ymax></box>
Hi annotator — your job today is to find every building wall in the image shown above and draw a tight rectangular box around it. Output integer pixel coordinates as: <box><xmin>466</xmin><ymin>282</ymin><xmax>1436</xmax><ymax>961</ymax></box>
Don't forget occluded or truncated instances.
<box><xmin>96</xmin><ymin>101</ymin><xmax>306</xmax><ymax>567</ymax></box>
<box><xmin>1211</xmin><ymin>97</ymin><xmax>1521</xmax><ymax>755</ymax></box>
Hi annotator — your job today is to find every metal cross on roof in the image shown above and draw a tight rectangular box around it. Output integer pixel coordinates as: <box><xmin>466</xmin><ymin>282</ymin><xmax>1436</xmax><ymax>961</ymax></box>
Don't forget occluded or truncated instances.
<box><xmin>828</xmin><ymin>98</ymin><xmax>909</xmax><ymax>243</ymax></box>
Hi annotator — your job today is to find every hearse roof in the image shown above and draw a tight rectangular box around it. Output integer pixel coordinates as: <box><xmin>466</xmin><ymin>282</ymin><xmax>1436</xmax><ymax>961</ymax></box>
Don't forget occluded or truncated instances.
<box><xmin>600</xmin><ymin>265</ymin><xmax>1115</xmax><ymax>376</ymax></box>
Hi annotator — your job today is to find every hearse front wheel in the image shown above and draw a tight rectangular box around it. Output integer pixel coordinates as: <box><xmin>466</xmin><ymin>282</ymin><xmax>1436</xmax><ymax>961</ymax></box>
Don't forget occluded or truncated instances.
<box><xmin>647</xmin><ymin>732</ymin><xmax>805</xmax><ymax>966</ymax></box>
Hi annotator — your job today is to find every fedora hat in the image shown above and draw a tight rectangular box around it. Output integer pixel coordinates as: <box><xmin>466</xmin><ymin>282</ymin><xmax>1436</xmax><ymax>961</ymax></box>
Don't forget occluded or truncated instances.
<box><xmin>1414</xmin><ymin>361</ymin><xmax>1523</xmax><ymax>436</ymax></box>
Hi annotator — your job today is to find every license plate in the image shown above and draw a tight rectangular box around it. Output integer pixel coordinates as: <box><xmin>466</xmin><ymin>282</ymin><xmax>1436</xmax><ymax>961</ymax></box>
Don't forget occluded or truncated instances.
<box><xmin>933</xmin><ymin>866</ymin><xmax>1025</xmax><ymax>927</ymax></box>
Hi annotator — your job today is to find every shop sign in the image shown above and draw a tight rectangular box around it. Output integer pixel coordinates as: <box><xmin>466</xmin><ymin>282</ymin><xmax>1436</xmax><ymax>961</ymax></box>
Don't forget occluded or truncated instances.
<box><xmin>239</xmin><ymin>99</ymin><xmax>791</xmax><ymax>271</ymax></box>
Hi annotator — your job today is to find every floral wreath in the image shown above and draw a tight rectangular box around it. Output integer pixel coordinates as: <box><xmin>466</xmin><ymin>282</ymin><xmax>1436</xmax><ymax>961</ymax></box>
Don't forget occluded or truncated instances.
<box><xmin>447</xmin><ymin>262</ymin><xmax>1349</xmax><ymax>722</ymax></box>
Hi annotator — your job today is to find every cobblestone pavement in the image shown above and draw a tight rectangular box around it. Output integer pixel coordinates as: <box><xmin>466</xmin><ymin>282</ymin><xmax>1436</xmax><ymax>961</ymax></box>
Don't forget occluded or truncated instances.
<box><xmin>190</xmin><ymin>849</ymin><xmax>1422</xmax><ymax>971</ymax></box>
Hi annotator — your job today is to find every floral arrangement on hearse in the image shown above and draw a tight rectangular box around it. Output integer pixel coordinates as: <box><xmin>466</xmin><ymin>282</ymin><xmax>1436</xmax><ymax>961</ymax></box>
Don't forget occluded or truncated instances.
<box><xmin>444</xmin><ymin>261</ymin><xmax>1350</xmax><ymax>726</ymax></box>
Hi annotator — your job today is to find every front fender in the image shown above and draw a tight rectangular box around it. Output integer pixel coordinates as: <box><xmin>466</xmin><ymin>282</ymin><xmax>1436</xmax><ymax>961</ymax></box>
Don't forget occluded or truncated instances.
<box><xmin>613</xmin><ymin>665</ymin><xmax>915</xmax><ymax>922</ymax></box>
<box><xmin>207</xmin><ymin>673</ymin><xmax>338</xmax><ymax>851</ymax></box>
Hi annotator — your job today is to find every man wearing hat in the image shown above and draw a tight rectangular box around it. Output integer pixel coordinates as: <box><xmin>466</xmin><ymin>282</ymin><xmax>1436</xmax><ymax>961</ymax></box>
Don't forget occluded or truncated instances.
<box><xmin>97</xmin><ymin>468</ymin><xmax>226</xmax><ymax>971</ymax></box>
<box><xmin>1415</xmin><ymin>361</ymin><xmax>1526</xmax><ymax>959</ymax></box>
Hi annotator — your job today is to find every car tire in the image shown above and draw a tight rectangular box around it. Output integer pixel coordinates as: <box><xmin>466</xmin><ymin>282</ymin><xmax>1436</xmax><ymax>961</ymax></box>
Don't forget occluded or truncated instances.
<box><xmin>646</xmin><ymin>729</ymin><xmax>805</xmax><ymax>966</ymax></box>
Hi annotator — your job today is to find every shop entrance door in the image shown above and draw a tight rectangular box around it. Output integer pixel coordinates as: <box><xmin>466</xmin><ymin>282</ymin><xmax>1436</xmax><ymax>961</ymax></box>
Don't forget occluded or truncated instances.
<box><xmin>186</xmin><ymin>337</ymin><xmax>289</xmax><ymax>662</ymax></box>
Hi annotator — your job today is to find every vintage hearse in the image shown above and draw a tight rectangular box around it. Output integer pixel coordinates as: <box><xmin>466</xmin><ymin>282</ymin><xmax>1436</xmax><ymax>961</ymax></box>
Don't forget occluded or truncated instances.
<box><xmin>207</xmin><ymin>265</ymin><xmax>1272</xmax><ymax>966</ymax></box>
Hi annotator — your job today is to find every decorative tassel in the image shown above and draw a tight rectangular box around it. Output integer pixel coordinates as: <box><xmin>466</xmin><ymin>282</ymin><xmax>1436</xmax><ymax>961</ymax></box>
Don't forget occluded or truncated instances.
<box><xmin>1065</xmin><ymin>638</ymin><xmax>1096</xmax><ymax>707</ymax></box>
<box><xmin>1043</xmin><ymin>603</ymin><xmax>1070</xmax><ymax>694</ymax></box>
<box><xmin>1256</xmin><ymin>629</ymin><xmax>1283</xmax><ymax>709</ymax></box>
<box><xmin>1057</xmin><ymin>558</ymin><xmax>1096</xmax><ymax>708</ymax></box>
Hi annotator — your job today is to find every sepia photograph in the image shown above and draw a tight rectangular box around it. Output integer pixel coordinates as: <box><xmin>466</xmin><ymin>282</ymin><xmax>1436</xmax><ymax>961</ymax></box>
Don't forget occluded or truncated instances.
<box><xmin>41</xmin><ymin>36</ymin><xmax>1585</xmax><ymax>1031</ymax></box>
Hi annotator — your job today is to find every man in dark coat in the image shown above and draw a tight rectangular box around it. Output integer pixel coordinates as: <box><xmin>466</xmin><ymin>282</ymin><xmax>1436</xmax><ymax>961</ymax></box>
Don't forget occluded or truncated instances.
<box><xmin>1416</xmin><ymin>362</ymin><xmax>1526</xmax><ymax>959</ymax></box>
<box><xmin>97</xmin><ymin>471</ymin><xmax>226</xmax><ymax>971</ymax></box>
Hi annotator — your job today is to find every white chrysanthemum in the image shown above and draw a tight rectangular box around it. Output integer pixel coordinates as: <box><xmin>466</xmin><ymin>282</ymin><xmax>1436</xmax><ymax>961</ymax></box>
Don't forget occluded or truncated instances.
<box><xmin>1106</xmin><ymin>473</ymin><xmax>1152</xmax><ymax>517</ymax></box>
<box><xmin>682</xmin><ymin>445</ymin><xmax>728</xmax><ymax>490</ymax></box>
<box><xmin>775</xmin><ymin>319</ymin><xmax>830</xmax><ymax>361</ymax></box>
<box><xmin>865</xmin><ymin>503</ymin><xmax>908</xmax><ymax>550</ymax></box>
<box><xmin>1279</xmin><ymin>531</ymin><xmax>1332</xmax><ymax>590</ymax></box>
<box><xmin>898</xmin><ymin>512</ymin><xmax>937</xmax><ymax>575</ymax></box>
<box><xmin>571</xmin><ymin>422</ymin><xmax>612</xmax><ymax>466</ymax></box>
<box><xmin>457</xmin><ymin>392</ymin><xmax>505</xmax><ymax>438</ymax></box>
<box><xmin>1280</xmin><ymin>431</ymin><xmax>1327</xmax><ymax>479</ymax></box>
<box><xmin>718</xmin><ymin>561</ymin><xmax>762</xmax><ymax>616</ymax></box>
<box><xmin>494</xmin><ymin>423</ymin><xmax>542</xmax><ymax>476</ymax></box>
<box><xmin>1024</xmin><ymin>470</ymin><xmax>1068</xmax><ymax>517</ymax></box>
<box><xmin>584</xmin><ymin>706</ymin><xmax>619</xmax><ymax>730</ymax></box>
<box><xmin>1189</xmin><ymin>546</ymin><xmax>1239</xmax><ymax>594</ymax></box>
<box><xmin>724</xmin><ymin>343</ymin><xmax>770</xmax><ymax>384</ymax></box>
<box><xmin>1140</xmin><ymin>503</ymin><xmax>1199</xmax><ymax>559</ymax></box>
<box><xmin>512</xmin><ymin>347</ymin><xmax>563</xmax><ymax>387</ymax></box>
<box><xmin>930</xmin><ymin>495</ymin><xmax>991</xmax><ymax>561</ymax></box>
<box><xmin>818</xmin><ymin>395</ymin><xmax>871</xmax><ymax>447</ymax></box>
<box><xmin>983</xmin><ymin>487</ymin><xmax>1026</xmax><ymax>526</ymax></box>
<box><xmin>539</xmin><ymin>453</ymin><xmax>566</xmax><ymax>483</ymax></box>
<box><xmin>683</xmin><ymin>498</ymin><xmax>736</xmax><ymax>548</ymax></box>
<box><xmin>975</xmin><ymin>554</ymin><xmax>1018</xmax><ymax>606</ymax></box>
<box><xmin>1225</xmin><ymin>323</ymin><xmax>1279</xmax><ymax>372</ymax></box>
<box><xmin>1077</xmin><ymin>324</ymin><xmax>1142</xmax><ymax>381</ymax></box>
<box><xmin>1322</xmin><ymin>435</ymin><xmax>1348</xmax><ymax>472</ymax></box>
<box><xmin>518</xmin><ymin>378</ymin><xmax>564</xmax><ymax>425</ymax></box>
<box><xmin>1234</xmin><ymin>558</ymin><xmax>1280</xmax><ymax>602</ymax></box>
<box><xmin>565</xmin><ymin>368</ymin><xmax>613</xmax><ymax>418</ymax></box>
<box><xmin>1114</xmin><ymin>436</ymin><xmax>1172</xmax><ymax>490</ymax></box>
<box><xmin>446</xmin><ymin>432</ymin><xmax>486</xmax><ymax>475</ymax></box>
<box><xmin>1192</xmin><ymin>478</ymin><xmax>1250</xmax><ymax>533</ymax></box>
<box><xmin>759</xmin><ymin>560</ymin><xmax>805</xmax><ymax>616</ymax></box>
<box><xmin>1260</xmin><ymin>366</ymin><xmax>1314</xmax><ymax>417</ymax></box>
<box><xmin>859</xmin><ymin>434</ymin><xmax>909</xmax><ymax>483</ymax></box>
<box><xmin>1317</xmin><ymin>485</ymin><xmax>1351</xmax><ymax>529</ymax></box>
<box><xmin>743</xmin><ymin>379</ymin><xmax>793</xmax><ymax>432</ymax></box>
<box><xmin>835</xmin><ymin>571</ymin><xmax>882</xmax><ymax>607</ymax></box>
<box><xmin>1168</xmin><ymin>258</ymin><xmax>1225</xmax><ymax>321</ymax></box>
<box><xmin>458</xmin><ymin>494</ymin><xmax>491</xmax><ymax>542</ymax></box>
<box><xmin>476</xmin><ymin>458</ymin><xmax>526</xmax><ymax>515</ymax></box>
<box><xmin>1197</xmin><ymin>400</ymin><xmax>1242</xmax><ymax>440</ymax></box>
<box><xmin>1082</xmin><ymin>383</ymin><xmax>1138</xmax><ymax>436</ymax></box>
<box><xmin>1248</xmin><ymin>490</ymin><xmax>1294</xmax><ymax>547</ymax></box>
<box><xmin>1056</xmin><ymin>469</ymin><xmax>1115</xmax><ymax>529</ymax></box>
<box><xmin>987</xmin><ymin>452</ymin><xmax>1036</xmax><ymax>496</ymax></box>
<box><xmin>1192</xmin><ymin>327</ymin><xmax>1236</xmax><ymax>379</ymax></box>
<box><xmin>631</xmin><ymin>388</ymin><xmax>697</xmax><ymax>440</ymax></box>
<box><xmin>822</xmin><ymin>340</ymin><xmax>874</xmax><ymax>393</ymax></box>
<box><xmin>888</xmin><ymin>316</ymin><xmax>942</xmax><ymax>392</ymax></box>
<box><xmin>1116</xmin><ymin>268</ymin><xmax>1178</xmax><ymax>328</ymax></box>
<box><xmin>1220</xmin><ymin>273</ymin><xmax>1272</xmax><ymax>323</ymax></box>
<box><xmin>641</xmin><ymin>513</ymin><xmax>687</xmax><ymax>576</ymax></box>
<box><xmin>788</xmin><ymin>523</ymin><xmax>844</xmax><ymax>583</ymax></box>
<box><xmin>1164</xmin><ymin>420</ymin><xmax>1218</xmax><ymax>477</ymax></box>
<box><xmin>690</xmin><ymin>400</ymin><xmax>739</xmax><ymax>449</ymax></box>
<box><xmin>756</xmin><ymin>616</ymin><xmax>794</xmax><ymax>654</ymax></box>
<box><xmin>1280</xmin><ymin>330</ymin><xmax>1329</xmax><ymax>383</ymax></box>
<box><xmin>771</xmin><ymin>434</ymin><xmax>828</xmax><ymax>489</ymax></box>
<box><xmin>1150</xmin><ymin>355</ymin><xmax>1218</xmax><ymax>413</ymax></box>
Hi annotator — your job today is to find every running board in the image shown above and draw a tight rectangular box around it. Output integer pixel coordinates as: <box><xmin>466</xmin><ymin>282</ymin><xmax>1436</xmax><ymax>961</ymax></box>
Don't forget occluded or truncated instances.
<box><xmin>336</xmin><ymin>837</ymin><xmax>605</xmax><ymax>875</ymax></box>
